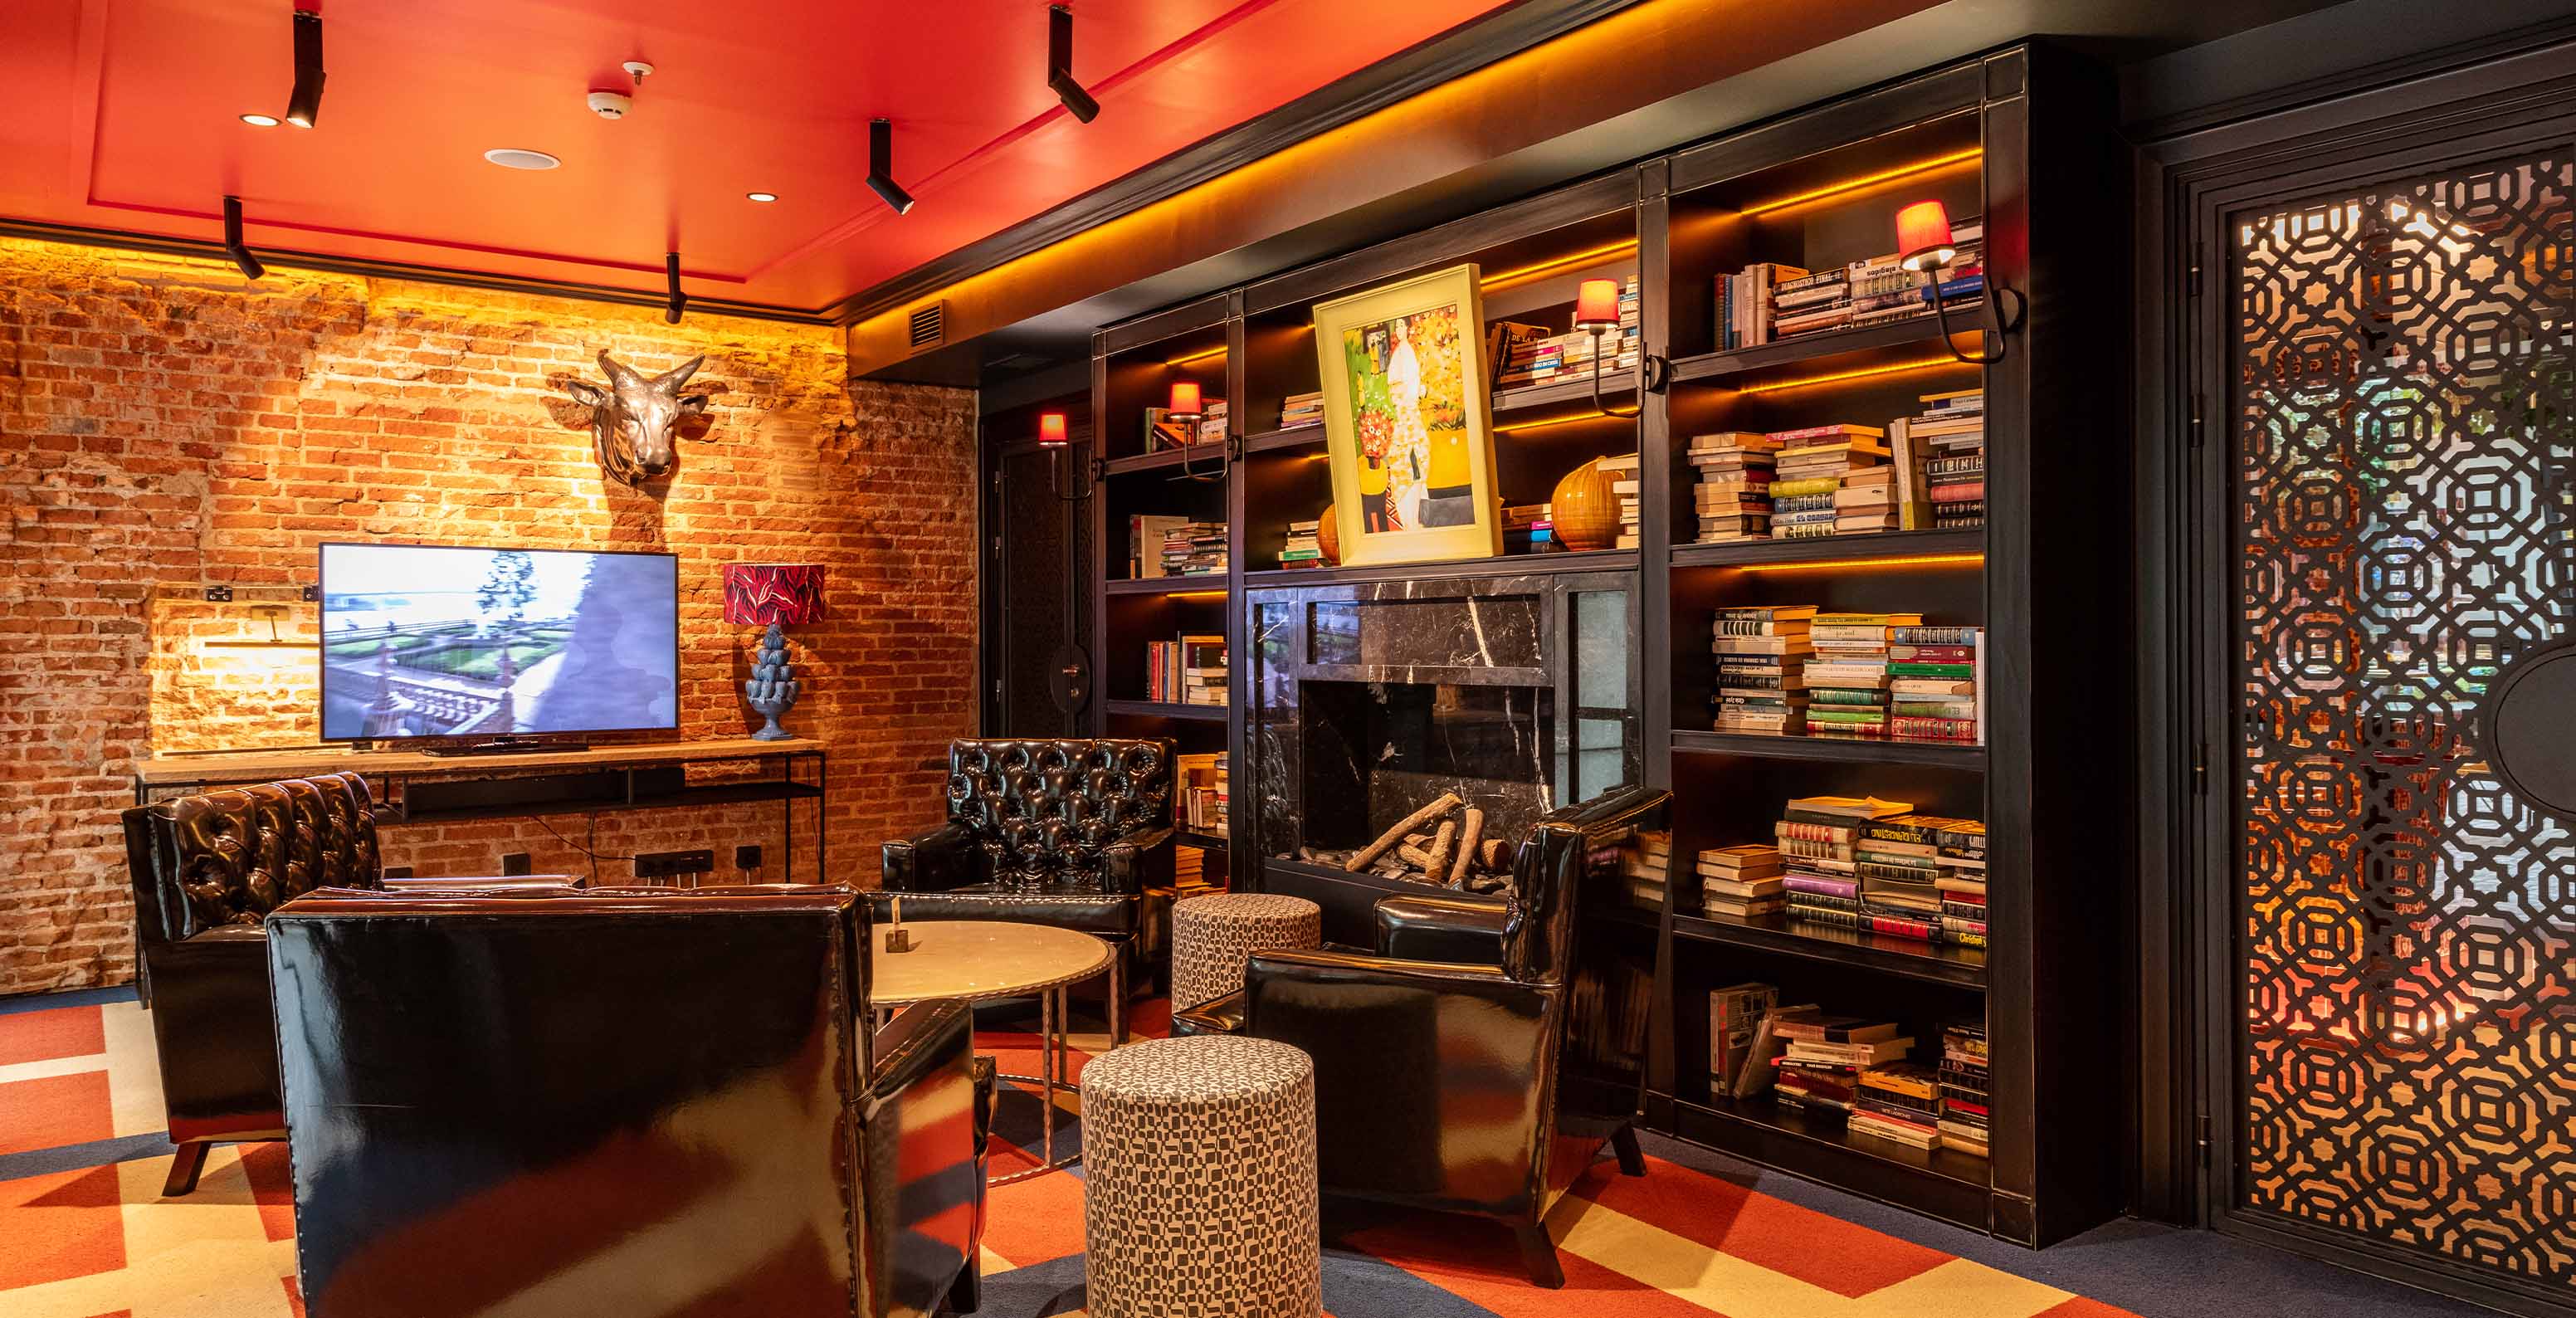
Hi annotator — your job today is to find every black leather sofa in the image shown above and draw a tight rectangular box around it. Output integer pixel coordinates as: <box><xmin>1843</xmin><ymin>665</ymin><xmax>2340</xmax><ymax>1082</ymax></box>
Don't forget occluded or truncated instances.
<box><xmin>881</xmin><ymin>738</ymin><xmax>1173</xmax><ymax>1039</ymax></box>
<box><xmin>1173</xmin><ymin>785</ymin><xmax>1670</xmax><ymax>1286</ymax></box>
<box><xmin>266</xmin><ymin>884</ymin><xmax>987</xmax><ymax>1318</ymax></box>
<box><xmin>120</xmin><ymin>770</ymin><xmax>566</xmax><ymax>1194</ymax></box>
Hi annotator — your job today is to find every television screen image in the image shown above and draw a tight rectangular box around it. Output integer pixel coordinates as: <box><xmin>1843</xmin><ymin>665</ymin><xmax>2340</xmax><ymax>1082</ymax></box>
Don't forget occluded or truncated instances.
<box><xmin>319</xmin><ymin>544</ymin><xmax>680</xmax><ymax>741</ymax></box>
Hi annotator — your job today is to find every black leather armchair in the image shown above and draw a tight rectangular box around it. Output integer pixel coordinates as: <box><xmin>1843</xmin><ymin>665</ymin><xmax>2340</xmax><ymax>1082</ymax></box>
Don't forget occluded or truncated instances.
<box><xmin>881</xmin><ymin>738</ymin><xmax>1174</xmax><ymax>1039</ymax></box>
<box><xmin>120</xmin><ymin>770</ymin><xmax>570</xmax><ymax>1195</ymax></box>
<box><xmin>1172</xmin><ymin>786</ymin><xmax>1670</xmax><ymax>1287</ymax></box>
<box><xmin>266</xmin><ymin>884</ymin><xmax>987</xmax><ymax>1318</ymax></box>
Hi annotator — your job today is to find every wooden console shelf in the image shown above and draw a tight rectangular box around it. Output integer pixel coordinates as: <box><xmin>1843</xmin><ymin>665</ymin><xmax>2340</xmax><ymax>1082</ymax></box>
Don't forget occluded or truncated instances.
<box><xmin>134</xmin><ymin>738</ymin><xmax>831</xmax><ymax>882</ymax></box>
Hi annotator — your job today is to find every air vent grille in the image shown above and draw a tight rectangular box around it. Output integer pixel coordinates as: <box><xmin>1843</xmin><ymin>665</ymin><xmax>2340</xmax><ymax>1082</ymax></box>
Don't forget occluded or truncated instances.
<box><xmin>908</xmin><ymin>301</ymin><xmax>945</xmax><ymax>352</ymax></box>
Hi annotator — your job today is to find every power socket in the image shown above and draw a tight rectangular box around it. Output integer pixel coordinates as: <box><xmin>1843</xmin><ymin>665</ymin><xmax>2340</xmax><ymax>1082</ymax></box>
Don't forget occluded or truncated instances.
<box><xmin>633</xmin><ymin>849</ymin><xmax>715</xmax><ymax>881</ymax></box>
<box><xmin>500</xmin><ymin>852</ymin><xmax>532</xmax><ymax>876</ymax></box>
<box><xmin>734</xmin><ymin>845</ymin><xmax>762</xmax><ymax>872</ymax></box>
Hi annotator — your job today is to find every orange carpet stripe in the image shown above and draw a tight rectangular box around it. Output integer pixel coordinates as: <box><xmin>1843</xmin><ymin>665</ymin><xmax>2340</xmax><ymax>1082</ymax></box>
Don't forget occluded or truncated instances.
<box><xmin>1569</xmin><ymin>1154</ymin><xmax>1953</xmax><ymax>1297</ymax></box>
<box><xmin>0</xmin><ymin>1162</ymin><xmax>125</xmax><ymax>1291</ymax></box>
<box><xmin>240</xmin><ymin>1141</ymin><xmax>299</xmax><ymax>1242</ymax></box>
<box><xmin>0</xmin><ymin>1071</ymin><xmax>115</xmax><ymax>1156</ymax></box>
<box><xmin>0</xmin><ymin>1005</ymin><xmax>105</xmax><ymax>1067</ymax></box>
<box><xmin>1343</xmin><ymin>1214</ymin><xmax>1733</xmax><ymax>1316</ymax></box>
<box><xmin>978</xmin><ymin>1156</ymin><xmax>1090</xmax><ymax>1267</ymax></box>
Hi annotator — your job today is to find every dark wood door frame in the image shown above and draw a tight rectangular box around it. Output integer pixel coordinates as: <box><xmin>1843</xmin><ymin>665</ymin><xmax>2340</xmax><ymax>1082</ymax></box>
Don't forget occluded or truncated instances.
<box><xmin>2138</xmin><ymin>32</ymin><xmax>2576</xmax><ymax>1318</ymax></box>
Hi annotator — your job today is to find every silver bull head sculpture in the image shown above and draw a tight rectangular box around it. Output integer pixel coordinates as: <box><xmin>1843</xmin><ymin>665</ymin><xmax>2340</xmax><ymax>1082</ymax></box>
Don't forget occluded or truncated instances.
<box><xmin>557</xmin><ymin>351</ymin><xmax>712</xmax><ymax>486</ymax></box>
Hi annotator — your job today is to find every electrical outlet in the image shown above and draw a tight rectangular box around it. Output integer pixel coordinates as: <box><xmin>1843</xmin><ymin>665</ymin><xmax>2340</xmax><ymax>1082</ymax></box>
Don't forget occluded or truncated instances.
<box><xmin>500</xmin><ymin>852</ymin><xmax>531</xmax><ymax>876</ymax></box>
<box><xmin>383</xmin><ymin>866</ymin><xmax>413</xmax><ymax>880</ymax></box>
<box><xmin>633</xmin><ymin>849</ymin><xmax>715</xmax><ymax>880</ymax></box>
<box><xmin>734</xmin><ymin>845</ymin><xmax>762</xmax><ymax>871</ymax></box>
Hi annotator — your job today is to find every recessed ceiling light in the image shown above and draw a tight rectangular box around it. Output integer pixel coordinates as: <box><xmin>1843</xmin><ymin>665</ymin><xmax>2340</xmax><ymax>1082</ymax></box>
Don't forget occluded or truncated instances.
<box><xmin>483</xmin><ymin>148</ymin><xmax>561</xmax><ymax>171</ymax></box>
<box><xmin>746</xmin><ymin>191</ymin><xmax>778</xmax><ymax>203</ymax></box>
<box><xmin>240</xmin><ymin>113</ymin><xmax>281</xmax><ymax>127</ymax></box>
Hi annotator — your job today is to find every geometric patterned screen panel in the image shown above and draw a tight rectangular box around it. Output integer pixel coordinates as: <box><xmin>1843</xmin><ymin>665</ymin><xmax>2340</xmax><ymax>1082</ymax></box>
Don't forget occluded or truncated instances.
<box><xmin>2230</xmin><ymin>152</ymin><xmax>2576</xmax><ymax>1292</ymax></box>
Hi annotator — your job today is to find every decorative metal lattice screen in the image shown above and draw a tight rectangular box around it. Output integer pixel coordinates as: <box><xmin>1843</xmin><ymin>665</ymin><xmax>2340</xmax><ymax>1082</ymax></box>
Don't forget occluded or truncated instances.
<box><xmin>2230</xmin><ymin>153</ymin><xmax>2576</xmax><ymax>1291</ymax></box>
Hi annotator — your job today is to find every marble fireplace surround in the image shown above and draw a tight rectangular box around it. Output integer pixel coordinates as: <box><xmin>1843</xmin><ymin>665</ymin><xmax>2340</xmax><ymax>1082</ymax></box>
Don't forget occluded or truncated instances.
<box><xmin>1244</xmin><ymin>567</ymin><xmax>1640</xmax><ymax>881</ymax></box>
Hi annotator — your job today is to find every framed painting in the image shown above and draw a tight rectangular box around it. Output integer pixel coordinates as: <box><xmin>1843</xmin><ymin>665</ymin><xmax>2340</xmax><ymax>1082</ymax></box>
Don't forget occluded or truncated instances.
<box><xmin>1312</xmin><ymin>265</ymin><xmax>1501</xmax><ymax>566</ymax></box>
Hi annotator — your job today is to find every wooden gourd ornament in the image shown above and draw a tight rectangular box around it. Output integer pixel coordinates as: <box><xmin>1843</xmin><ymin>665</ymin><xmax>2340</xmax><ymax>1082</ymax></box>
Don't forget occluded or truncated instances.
<box><xmin>1550</xmin><ymin>456</ymin><xmax>1622</xmax><ymax>552</ymax></box>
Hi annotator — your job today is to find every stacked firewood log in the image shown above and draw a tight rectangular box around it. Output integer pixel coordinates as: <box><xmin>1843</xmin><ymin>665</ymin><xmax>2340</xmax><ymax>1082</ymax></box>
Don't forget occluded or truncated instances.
<box><xmin>1320</xmin><ymin>792</ymin><xmax>1514</xmax><ymax>895</ymax></box>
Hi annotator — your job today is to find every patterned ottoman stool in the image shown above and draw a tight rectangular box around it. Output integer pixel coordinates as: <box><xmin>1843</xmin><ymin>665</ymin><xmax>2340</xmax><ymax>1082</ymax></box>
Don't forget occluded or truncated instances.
<box><xmin>1170</xmin><ymin>892</ymin><xmax>1321</xmax><ymax>1012</ymax></box>
<box><xmin>1082</xmin><ymin>1035</ymin><xmax>1319</xmax><ymax>1317</ymax></box>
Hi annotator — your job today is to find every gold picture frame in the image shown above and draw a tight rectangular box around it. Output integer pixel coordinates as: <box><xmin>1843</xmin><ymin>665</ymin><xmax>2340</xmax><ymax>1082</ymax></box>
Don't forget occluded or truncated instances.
<box><xmin>1312</xmin><ymin>264</ymin><xmax>1501</xmax><ymax>567</ymax></box>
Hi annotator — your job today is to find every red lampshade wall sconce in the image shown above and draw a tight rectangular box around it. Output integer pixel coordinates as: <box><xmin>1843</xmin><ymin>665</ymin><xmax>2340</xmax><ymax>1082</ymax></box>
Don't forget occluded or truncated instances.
<box><xmin>1164</xmin><ymin>378</ymin><xmax>1225</xmax><ymax>483</ymax></box>
<box><xmin>1038</xmin><ymin>410</ymin><xmax>1090</xmax><ymax>502</ymax></box>
<box><xmin>1895</xmin><ymin>199</ymin><xmax>2022</xmax><ymax>365</ymax></box>
<box><xmin>1571</xmin><ymin>278</ymin><xmax>1652</xmax><ymax>419</ymax></box>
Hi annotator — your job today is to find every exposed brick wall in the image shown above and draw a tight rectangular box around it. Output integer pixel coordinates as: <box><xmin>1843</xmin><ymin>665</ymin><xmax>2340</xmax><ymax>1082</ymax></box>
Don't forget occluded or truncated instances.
<box><xmin>0</xmin><ymin>237</ymin><xmax>979</xmax><ymax>995</ymax></box>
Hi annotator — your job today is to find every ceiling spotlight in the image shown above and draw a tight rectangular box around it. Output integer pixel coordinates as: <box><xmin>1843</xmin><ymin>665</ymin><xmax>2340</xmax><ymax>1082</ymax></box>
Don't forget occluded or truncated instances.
<box><xmin>222</xmin><ymin>195</ymin><xmax>265</xmax><ymax>281</ymax></box>
<box><xmin>745</xmin><ymin>191</ymin><xmax>779</xmax><ymax>203</ymax></box>
<box><xmin>284</xmin><ymin>7</ymin><xmax>324</xmax><ymax>128</ymax></box>
<box><xmin>1048</xmin><ymin>6</ymin><xmax>1100</xmax><ymax>124</ymax></box>
<box><xmin>866</xmin><ymin>118</ymin><xmax>914</xmax><ymax>215</ymax></box>
<box><xmin>484</xmin><ymin>148</ymin><xmax>561</xmax><ymax>170</ymax></box>
<box><xmin>240</xmin><ymin>113</ymin><xmax>281</xmax><ymax>127</ymax></box>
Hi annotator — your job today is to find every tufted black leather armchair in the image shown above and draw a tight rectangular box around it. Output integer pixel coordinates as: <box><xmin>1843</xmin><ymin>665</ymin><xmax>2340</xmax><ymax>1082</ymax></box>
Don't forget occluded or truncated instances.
<box><xmin>121</xmin><ymin>771</ymin><xmax>572</xmax><ymax>1195</ymax></box>
<box><xmin>266</xmin><ymin>885</ymin><xmax>986</xmax><ymax>1318</ymax></box>
<box><xmin>1171</xmin><ymin>785</ymin><xmax>1669</xmax><ymax>1287</ymax></box>
<box><xmin>881</xmin><ymin>739</ymin><xmax>1174</xmax><ymax>1040</ymax></box>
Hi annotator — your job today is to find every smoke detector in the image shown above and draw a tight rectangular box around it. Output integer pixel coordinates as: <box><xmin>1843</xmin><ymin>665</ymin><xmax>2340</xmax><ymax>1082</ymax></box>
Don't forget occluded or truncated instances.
<box><xmin>588</xmin><ymin>61</ymin><xmax>655</xmax><ymax>120</ymax></box>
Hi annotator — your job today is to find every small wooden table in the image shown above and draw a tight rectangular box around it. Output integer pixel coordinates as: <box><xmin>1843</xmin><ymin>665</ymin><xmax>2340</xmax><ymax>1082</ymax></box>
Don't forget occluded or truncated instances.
<box><xmin>868</xmin><ymin>919</ymin><xmax>1115</xmax><ymax>1184</ymax></box>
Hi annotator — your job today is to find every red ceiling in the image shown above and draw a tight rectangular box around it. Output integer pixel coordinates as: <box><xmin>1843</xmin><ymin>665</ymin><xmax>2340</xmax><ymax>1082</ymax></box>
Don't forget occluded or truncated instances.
<box><xmin>0</xmin><ymin>0</ymin><xmax>1515</xmax><ymax>315</ymax></box>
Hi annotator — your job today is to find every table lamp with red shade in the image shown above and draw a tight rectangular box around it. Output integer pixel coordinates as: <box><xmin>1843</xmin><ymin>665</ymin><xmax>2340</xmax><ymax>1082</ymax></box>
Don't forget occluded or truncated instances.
<box><xmin>723</xmin><ymin>564</ymin><xmax>824</xmax><ymax>740</ymax></box>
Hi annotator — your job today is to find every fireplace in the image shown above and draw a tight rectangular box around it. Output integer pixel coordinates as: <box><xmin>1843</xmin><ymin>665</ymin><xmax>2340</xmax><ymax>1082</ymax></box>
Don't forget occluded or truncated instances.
<box><xmin>1246</xmin><ymin>568</ymin><xmax>1639</xmax><ymax>922</ymax></box>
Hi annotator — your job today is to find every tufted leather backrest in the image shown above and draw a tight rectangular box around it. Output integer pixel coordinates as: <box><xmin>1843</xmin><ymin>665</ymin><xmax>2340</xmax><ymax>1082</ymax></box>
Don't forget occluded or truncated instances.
<box><xmin>944</xmin><ymin>738</ymin><xmax>1172</xmax><ymax>886</ymax></box>
<box><xmin>124</xmin><ymin>771</ymin><xmax>383</xmax><ymax>945</ymax></box>
<box><xmin>1499</xmin><ymin>784</ymin><xmax>1669</xmax><ymax>985</ymax></box>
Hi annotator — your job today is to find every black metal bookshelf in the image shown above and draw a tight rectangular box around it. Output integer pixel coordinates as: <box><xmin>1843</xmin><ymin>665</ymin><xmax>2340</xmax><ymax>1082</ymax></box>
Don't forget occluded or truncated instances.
<box><xmin>1069</xmin><ymin>43</ymin><xmax>2126</xmax><ymax>1249</ymax></box>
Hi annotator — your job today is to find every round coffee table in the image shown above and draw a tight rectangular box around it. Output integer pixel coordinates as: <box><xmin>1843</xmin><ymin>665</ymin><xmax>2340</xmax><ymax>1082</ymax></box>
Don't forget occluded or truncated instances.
<box><xmin>867</xmin><ymin>919</ymin><xmax>1114</xmax><ymax>1184</ymax></box>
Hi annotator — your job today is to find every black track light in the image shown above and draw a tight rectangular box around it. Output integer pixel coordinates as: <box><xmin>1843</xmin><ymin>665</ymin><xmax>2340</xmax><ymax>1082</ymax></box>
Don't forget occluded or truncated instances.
<box><xmin>285</xmin><ymin>7</ymin><xmax>324</xmax><ymax>128</ymax></box>
<box><xmin>1048</xmin><ymin>6</ymin><xmax>1100</xmax><ymax>124</ymax></box>
<box><xmin>222</xmin><ymin>196</ymin><xmax>265</xmax><ymax>281</ymax></box>
<box><xmin>866</xmin><ymin>118</ymin><xmax>914</xmax><ymax>215</ymax></box>
<box><xmin>664</xmin><ymin>251</ymin><xmax>687</xmax><ymax>325</ymax></box>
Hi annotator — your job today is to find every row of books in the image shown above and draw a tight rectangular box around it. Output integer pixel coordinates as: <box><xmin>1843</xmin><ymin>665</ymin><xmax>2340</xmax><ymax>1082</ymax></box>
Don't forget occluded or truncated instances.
<box><xmin>1127</xmin><ymin>515</ymin><xmax>1227</xmax><ymax>578</ymax></box>
<box><xmin>1144</xmin><ymin>399</ymin><xmax>1227</xmax><ymax>452</ymax></box>
<box><xmin>1176</xmin><ymin>752</ymin><xmax>1230</xmax><ymax>832</ymax></box>
<box><xmin>1704</xmin><ymin>987</ymin><xmax>1992</xmax><ymax>1159</ymax></box>
<box><xmin>1490</xmin><ymin>276</ymin><xmax>1642</xmax><ymax>388</ymax></box>
<box><xmin>1143</xmin><ymin>633</ymin><xmax>1227</xmax><ymax>706</ymax></box>
<box><xmin>1501</xmin><ymin>502</ymin><xmax>1557</xmax><ymax>554</ymax></box>
<box><xmin>1715</xmin><ymin>218</ymin><xmax>1984</xmax><ymax>349</ymax></box>
<box><xmin>1687</xmin><ymin>388</ymin><xmax>1980</xmax><ymax>544</ymax></box>
<box><xmin>1778</xmin><ymin>794</ymin><xmax>1985</xmax><ymax>946</ymax></box>
<box><xmin>1905</xmin><ymin>388</ymin><xmax>1985</xmax><ymax>529</ymax></box>
<box><xmin>1280</xmin><ymin>518</ymin><xmax>1325</xmax><ymax>569</ymax></box>
<box><xmin>1280</xmin><ymin>390</ymin><xmax>1325</xmax><ymax>431</ymax></box>
<box><xmin>1602</xmin><ymin>452</ymin><xmax>1643</xmax><ymax>549</ymax></box>
<box><xmin>1710</xmin><ymin>607</ymin><xmax>1984</xmax><ymax>743</ymax></box>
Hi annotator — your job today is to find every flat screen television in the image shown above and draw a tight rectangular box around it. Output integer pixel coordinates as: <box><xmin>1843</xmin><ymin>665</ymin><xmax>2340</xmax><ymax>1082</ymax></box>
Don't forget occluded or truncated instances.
<box><xmin>319</xmin><ymin>543</ymin><xmax>680</xmax><ymax>743</ymax></box>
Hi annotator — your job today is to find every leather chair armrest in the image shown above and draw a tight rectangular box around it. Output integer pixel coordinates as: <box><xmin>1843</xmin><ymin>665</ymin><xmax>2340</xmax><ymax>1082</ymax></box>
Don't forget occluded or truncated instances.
<box><xmin>149</xmin><ymin>925</ymin><xmax>285</xmax><ymax>1142</ymax></box>
<box><xmin>1373</xmin><ymin>892</ymin><xmax>1509</xmax><ymax>964</ymax></box>
<box><xmin>1095</xmin><ymin>825</ymin><xmax>1173</xmax><ymax>896</ymax></box>
<box><xmin>1245</xmin><ymin>946</ymin><xmax>1545</xmax><ymax>1005</ymax></box>
<box><xmin>882</xmin><ymin>822</ymin><xmax>984</xmax><ymax>892</ymax></box>
<box><xmin>1170</xmin><ymin>988</ymin><xmax>1247</xmax><ymax>1036</ymax></box>
<box><xmin>870</xmin><ymin>998</ymin><xmax>975</xmax><ymax>1102</ymax></box>
<box><xmin>865</xmin><ymin>998</ymin><xmax>983</xmax><ymax>1311</ymax></box>
<box><xmin>861</xmin><ymin>889</ymin><xmax>1137</xmax><ymax>937</ymax></box>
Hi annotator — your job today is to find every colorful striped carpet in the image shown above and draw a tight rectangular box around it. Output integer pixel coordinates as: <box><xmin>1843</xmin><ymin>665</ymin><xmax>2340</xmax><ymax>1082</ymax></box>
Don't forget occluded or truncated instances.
<box><xmin>0</xmin><ymin>988</ymin><xmax>2142</xmax><ymax>1318</ymax></box>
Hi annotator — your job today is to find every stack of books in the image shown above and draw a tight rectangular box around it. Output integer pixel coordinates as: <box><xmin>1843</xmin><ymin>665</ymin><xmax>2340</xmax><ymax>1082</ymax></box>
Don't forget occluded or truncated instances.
<box><xmin>1803</xmin><ymin>611</ymin><xmax>1919</xmax><ymax>739</ymax></box>
<box><xmin>1936</xmin><ymin>821</ymin><xmax>1988</xmax><ymax>946</ymax></box>
<box><xmin>1495</xmin><ymin>282</ymin><xmax>1641</xmax><ymax>389</ymax></box>
<box><xmin>1688</xmin><ymin>432</ymin><xmax>1778</xmax><ymax>543</ymax></box>
<box><xmin>1769</xmin><ymin>425</ymin><xmax>1888</xmax><ymax>539</ymax></box>
<box><xmin>1769</xmin><ymin>266</ymin><xmax>1853</xmax><ymax>339</ymax></box>
<box><xmin>1717</xmin><ymin>262</ymin><xmax>1810</xmax><ymax>350</ymax></box>
<box><xmin>1622</xmin><ymin>831</ymin><xmax>1673</xmax><ymax>910</ymax></box>
<box><xmin>1913</xmin><ymin>388</ymin><xmax>1986</xmax><ymax>527</ymax></box>
<box><xmin>1851</xmin><ymin>1062</ymin><xmax>1944</xmax><ymax>1149</ymax></box>
<box><xmin>1127</xmin><ymin>514</ymin><xmax>1216</xmax><ymax>578</ymax></box>
<box><xmin>1600</xmin><ymin>452</ymin><xmax>1642</xmax><ymax>549</ymax></box>
<box><xmin>1711</xmin><ymin>605</ymin><xmax>1812</xmax><ymax>735</ymax></box>
<box><xmin>1177</xmin><ymin>752</ymin><xmax>1230</xmax><ymax>831</ymax></box>
<box><xmin>1160</xmin><ymin>520</ymin><xmax>1228</xmax><ymax>577</ymax></box>
<box><xmin>1775</xmin><ymin>1016</ymin><xmax>1912</xmax><ymax>1120</ymax></box>
<box><xmin>1855</xmin><ymin>813</ymin><xmax>1951</xmax><ymax>943</ymax></box>
<box><xmin>1280</xmin><ymin>390</ymin><xmax>1325</xmax><ymax>431</ymax></box>
<box><xmin>1890</xmin><ymin>623</ymin><xmax>1983</xmax><ymax>742</ymax></box>
<box><xmin>1696</xmin><ymin>845</ymin><xmax>1785</xmax><ymax>918</ymax></box>
<box><xmin>1937</xmin><ymin>1022</ymin><xmax>1991</xmax><ymax>1159</ymax></box>
<box><xmin>1501</xmin><ymin>502</ymin><xmax>1554</xmax><ymax>554</ymax></box>
<box><xmin>1280</xmin><ymin>519</ymin><xmax>1325</xmax><ymax>569</ymax></box>
<box><xmin>1144</xmin><ymin>634</ymin><xmax>1227</xmax><ymax>705</ymax></box>
<box><xmin>1144</xmin><ymin>399</ymin><xmax>1227</xmax><ymax>451</ymax></box>
<box><xmin>1777</xmin><ymin>795</ymin><xmax>1913</xmax><ymax>930</ymax></box>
